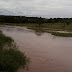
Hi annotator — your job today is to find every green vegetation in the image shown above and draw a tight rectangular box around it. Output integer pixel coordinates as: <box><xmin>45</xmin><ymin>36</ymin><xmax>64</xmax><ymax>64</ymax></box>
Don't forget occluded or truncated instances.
<box><xmin>0</xmin><ymin>31</ymin><xmax>28</xmax><ymax>72</ymax></box>
<box><xmin>0</xmin><ymin>15</ymin><xmax>72</xmax><ymax>37</ymax></box>
<box><xmin>0</xmin><ymin>15</ymin><xmax>72</xmax><ymax>31</ymax></box>
<box><xmin>1</xmin><ymin>23</ymin><xmax>72</xmax><ymax>37</ymax></box>
<box><xmin>51</xmin><ymin>32</ymin><xmax>72</xmax><ymax>37</ymax></box>
<box><xmin>0</xmin><ymin>22</ymin><xmax>72</xmax><ymax>31</ymax></box>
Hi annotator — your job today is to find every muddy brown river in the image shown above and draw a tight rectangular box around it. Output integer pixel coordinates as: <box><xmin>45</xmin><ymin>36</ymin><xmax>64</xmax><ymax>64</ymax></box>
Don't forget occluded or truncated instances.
<box><xmin>0</xmin><ymin>26</ymin><xmax>72</xmax><ymax>72</ymax></box>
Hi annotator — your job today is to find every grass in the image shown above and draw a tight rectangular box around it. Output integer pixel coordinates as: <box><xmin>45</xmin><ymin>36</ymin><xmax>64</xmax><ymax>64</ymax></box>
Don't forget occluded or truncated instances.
<box><xmin>65</xmin><ymin>24</ymin><xmax>72</xmax><ymax>31</ymax></box>
<box><xmin>0</xmin><ymin>23</ymin><xmax>72</xmax><ymax>31</ymax></box>
<box><xmin>0</xmin><ymin>23</ymin><xmax>72</xmax><ymax>37</ymax></box>
<box><xmin>28</xmin><ymin>27</ymin><xmax>45</xmax><ymax>32</ymax></box>
<box><xmin>51</xmin><ymin>32</ymin><xmax>72</xmax><ymax>37</ymax></box>
<box><xmin>0</xmin><ymin>22</ymin><xmax>70</xmax><ymax>30</ymax></box>
<box><xmin>0</xmin><ymin>31</ymin><xmax>28</xmax><ymax>72</ymax></box>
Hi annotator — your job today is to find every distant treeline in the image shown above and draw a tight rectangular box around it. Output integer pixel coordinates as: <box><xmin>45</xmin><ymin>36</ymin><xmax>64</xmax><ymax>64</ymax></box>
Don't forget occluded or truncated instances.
<box><xmin>0</xmin><ymin>15</ymin><xmax>72</xmax><ymax>25</ymax></box>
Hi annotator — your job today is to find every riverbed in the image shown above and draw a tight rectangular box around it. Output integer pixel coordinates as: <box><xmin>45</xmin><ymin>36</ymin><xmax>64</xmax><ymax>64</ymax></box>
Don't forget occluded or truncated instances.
<box><xmin>0</xmin><ymin>26</ymin><xmax>72</xmax><ymax>72</ymax></box>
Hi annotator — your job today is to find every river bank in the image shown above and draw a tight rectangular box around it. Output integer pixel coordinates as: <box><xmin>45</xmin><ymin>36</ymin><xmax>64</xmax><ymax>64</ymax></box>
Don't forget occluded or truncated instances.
<box><xmin>0</xmin><ymin>30</ymin><xmax>28</xmax><ymax>72</ymax></box>
<box><xmin>0</xmin><ymin>26</ymin><xmax>72</xmax><ymax>72</ymax></box>
<box><xmin>0</xmin><ymin>24</ymin><xmax>72</xmax><ymax>37</ymax></box>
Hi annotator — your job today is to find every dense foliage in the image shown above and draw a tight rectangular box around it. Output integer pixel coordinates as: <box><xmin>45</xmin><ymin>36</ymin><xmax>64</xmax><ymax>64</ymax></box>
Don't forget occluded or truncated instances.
<box><xmin>0</xmin><ymin>15</ymin><xmax>44</xmax><ymax>24</ymax></box>
<box><xmin>0</xmin><ymin>15</ymin><xmax>72</xmax><ymax>25</ymax></box>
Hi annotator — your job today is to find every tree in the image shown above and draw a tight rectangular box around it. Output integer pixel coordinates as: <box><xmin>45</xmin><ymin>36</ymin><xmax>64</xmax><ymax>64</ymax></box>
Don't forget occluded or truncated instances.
<box><xmin>37</xmin><ymin>17</ymin><xmax>44</xmax><ymax>27</ymax></box>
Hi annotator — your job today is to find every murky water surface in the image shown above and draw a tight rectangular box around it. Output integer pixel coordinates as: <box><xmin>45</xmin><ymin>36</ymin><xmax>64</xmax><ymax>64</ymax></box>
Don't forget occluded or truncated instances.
<box><xmin>0</xmin><ymin>26</ymin><xmax>72</xmax><ymax>72</ymax></box>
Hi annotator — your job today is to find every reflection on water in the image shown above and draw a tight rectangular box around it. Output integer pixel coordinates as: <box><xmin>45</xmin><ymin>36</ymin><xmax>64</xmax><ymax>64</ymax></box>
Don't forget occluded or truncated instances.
<box><xmin>35</xmin><ymin>32</ymin><xmax>44</xmax><ymax>36</ymax></box>
<box><xmin>0</xmin><ymin>26</ymin><xmax>72</xmax><ymax>72</ymax></box>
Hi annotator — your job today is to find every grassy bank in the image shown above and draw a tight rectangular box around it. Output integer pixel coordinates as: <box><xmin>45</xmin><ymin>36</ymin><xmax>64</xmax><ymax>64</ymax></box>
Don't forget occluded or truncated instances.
<box><xmin>51</xmin><ymin>32</ymin><xmax>72</xmax><ymax>37</ymax></box>
<box><xmin>0</xmin><ymin>23</ymin><xmax>72</xmax><ymax>37</ymax></box>
<box><xmin>0</xmin><ymin>23</ymin><xmax>72</xmax><ymax>31</ymax></box>
<box><xmin>0</xmin><ymin>31</ymin><xmax>28</xmax><ymax>72</ymax></box>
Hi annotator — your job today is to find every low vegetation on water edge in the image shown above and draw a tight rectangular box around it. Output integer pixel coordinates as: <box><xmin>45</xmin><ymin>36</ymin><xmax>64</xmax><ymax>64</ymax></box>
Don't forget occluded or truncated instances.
<box><xmin>0</xmin><ymin>23</ymin><xmax>72</xmax><ymax>31</ymax></box>
<box><xmin>0</xmin><ymin>31</ymin><xmax>29</xmax><ymax>72</ymax></box>
<box><xmin>1</xmin><ymin>23</ymin><xmax>72</xmax><ymax>37</ymax></box>
<box><xmin>0</xmin><ymin>15</ymin><xmax>72</xmax><ymax>37</ymax></box>
<box><xmin>51</xmin><ymin>32</ymin><xmax>72</xmax><ymax>37</ymax></box>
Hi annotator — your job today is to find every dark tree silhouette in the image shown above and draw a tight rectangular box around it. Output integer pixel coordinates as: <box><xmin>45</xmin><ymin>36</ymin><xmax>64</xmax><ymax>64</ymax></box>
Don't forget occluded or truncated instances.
<box><xmin>0</xmin><ymin>15</ymin><xmax>72</xmax><ymax>27</ymax></box>
<box><xmin>37</xmin><ymin>17</ymin><xmax>44</xmax><ymax>27</ymax></box>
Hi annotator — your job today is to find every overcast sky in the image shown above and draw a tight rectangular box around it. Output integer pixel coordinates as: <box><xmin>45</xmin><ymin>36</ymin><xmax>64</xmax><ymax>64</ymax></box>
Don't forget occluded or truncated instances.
<box><xmin>0</xmin><ymin>0</ymin><xmax>72</xmax><ymax>18</ymax></box>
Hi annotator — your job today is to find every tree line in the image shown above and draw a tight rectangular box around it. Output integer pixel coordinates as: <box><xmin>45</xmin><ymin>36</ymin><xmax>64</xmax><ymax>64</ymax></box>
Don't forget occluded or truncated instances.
<box><xmin>0</xmin><ymin>15</ymin><xmax>72</xmax><ymax>25</ymax></box>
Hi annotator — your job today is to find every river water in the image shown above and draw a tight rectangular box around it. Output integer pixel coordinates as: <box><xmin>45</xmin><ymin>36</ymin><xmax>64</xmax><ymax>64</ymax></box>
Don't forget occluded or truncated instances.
<box><xmin>0</xmin><ymin>26</ymin><xmax>72</xmax><ymax>72</ymax></box>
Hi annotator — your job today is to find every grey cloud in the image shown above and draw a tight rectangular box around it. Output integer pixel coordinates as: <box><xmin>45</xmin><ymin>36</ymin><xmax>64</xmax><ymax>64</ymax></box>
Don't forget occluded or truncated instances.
<box><xmin>0</xmin><ymin>0</ymin><xmax>72</xmax><ymax>18</ymax></box>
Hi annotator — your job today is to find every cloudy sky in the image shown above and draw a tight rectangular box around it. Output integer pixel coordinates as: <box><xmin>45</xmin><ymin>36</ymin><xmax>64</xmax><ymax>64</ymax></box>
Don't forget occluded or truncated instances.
<box><xmin>0</xmin><ymin>0</ymin><xmax>72</xmax><ymax>18</ymax></box>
